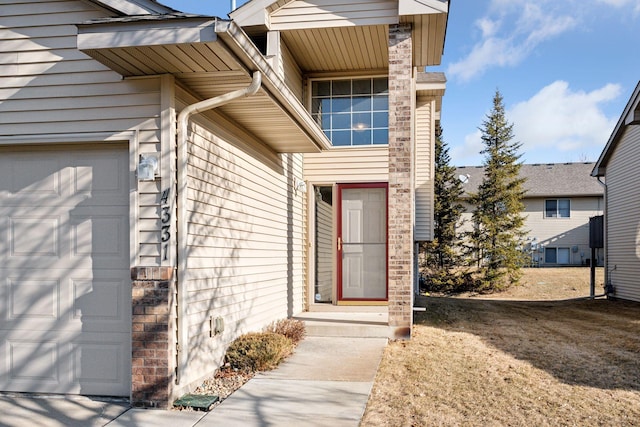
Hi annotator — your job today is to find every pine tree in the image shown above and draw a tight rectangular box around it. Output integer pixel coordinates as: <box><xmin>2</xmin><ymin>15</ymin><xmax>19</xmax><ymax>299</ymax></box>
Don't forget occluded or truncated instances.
<box><xmin>469</xmin><ymin>90</ymin><xmax>527</xmax><ymax>289</ymax></box>
<box><xmin>426</xmin><ymin>125</ymin><xmax>464</xmax><ymax>269</ymax></box>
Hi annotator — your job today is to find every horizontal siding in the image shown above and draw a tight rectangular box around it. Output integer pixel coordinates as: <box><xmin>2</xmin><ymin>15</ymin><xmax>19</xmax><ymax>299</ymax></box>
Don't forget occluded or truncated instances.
<box><xmin>182</xmin><ymin>120</ymin><xmax>305</xmax><ymax>385</ymax></box>
<box><xmin>281</xmin><ymin>40</ymin><xmax>304</xmax><ymax>102</ymax></box>
<box><xmin>304</xmin><ymin>146</ymin><xmax>389</xmax><ymax>183</ymax></box>
<box><xmin>1</xmin><ymin>1</ymin><xmax>164</xmax><ymax>266</ymax></box>
<box><xmin>605</xmin><ymin>125</ymin><xmax>640</xmax><ymax>302</ymax></box>
<box><xmin>271</xmin><ymin>0</ymin><xmax>398</xmax><ymax>29</ymax></box>
<box><xmin>415</xmin><ymin>96</ymin><xmax>433</xmax><ymax>241</ymax></box>
<box><xmin>315</xmin><ymin>196</ymin><xmax>333</xmax><ymax>302</ymax></box>
<box><xmin>523</xmin><ymin>197</ymin><xmax>603</xmax><ymax>266</ymax></box>
<box><xmin>459</xmin><ymin>196</ymin><xmax>604</xmax><ymax>266</ymax></box>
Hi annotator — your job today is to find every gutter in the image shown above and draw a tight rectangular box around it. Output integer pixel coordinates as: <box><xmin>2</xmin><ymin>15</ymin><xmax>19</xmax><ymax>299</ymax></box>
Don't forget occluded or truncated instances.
<box><xmin>175</xmin><ymin>71</ymin><xmax>262</xmax><ymax>384</ymax></box>
<box><xmin>214</xmin><ymin>19</ymin><xmax>331</xmax><ymax>152</ymax></box>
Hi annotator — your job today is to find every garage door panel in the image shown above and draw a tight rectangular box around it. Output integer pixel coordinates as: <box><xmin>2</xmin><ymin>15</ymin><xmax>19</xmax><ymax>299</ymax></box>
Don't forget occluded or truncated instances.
<box><xmin>10</xmin><ymin>216</ymin><xmax>60</xmax><ymax>258</ymax></box>
<box><xmin>0</xmin><ymin>330</ymin><xmax>130</xmax><ymax>395</ymax></box>
<box><xmin>2</xmin><ymin>157</ymin><xmax>63</xmax><ymax>198</ymax></box>
<box><xmin>0</xmin><ymin>146</ymin><xmax>131</xmax><ymax>396</ymax></box>
<box><xmin>71</xmin><ymin>210</ymin><xmax>129</xmax><ymax>267</ymax></box>
<box><xmin>7</xmin><ymin>277</ymin><xmax>60</xmax><ymax>323</ymax></box>
<box><xmin>72</xmin><ymin>277</ymin><xmax>130</xmax><ymax>332</ymax></box>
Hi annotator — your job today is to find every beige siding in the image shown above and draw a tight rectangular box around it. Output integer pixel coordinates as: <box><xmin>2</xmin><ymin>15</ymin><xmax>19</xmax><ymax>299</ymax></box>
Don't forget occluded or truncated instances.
<box><xmin>271</xmin><ymin>0</ymin><xmax>398</xmax><ymax>29</ymax></box>
<box><xmin>181</xmin><ymin>116</ymin><xmax>305</xmax><ymax>384</ymax></box>
<box><xmin>0</xmin><ymin>0</ymin><xmax>164</xmax><ymax>265</ymax></box>
<box><xmin>304</xmin><ymin>146</ymin><xmax>389</xmax><ymax>183</ymax></box>
<box><xmin>459</xmin><ymin>196</ymin><xmax>604</xmax><ymax>266</ymax></box>
<box><xmin>604</xmin><ymin>125</ymin><xmax>640</xmax><ymax>302</ymax></box>
<box><xmin>315</xmin><ymin>196</ymin><xmax>333</xmax><ymax>302</ymax></box>
<box><xmin>523</xmin><ymin>197</ymin><xmax>603</xmax><ymax>266</ymax></box>
<box><xmin>415</xmin><ymin>97</ymin><xmax>434</xmax><ymax>241</ymax></box>
<box><xmin>281</xmin><ymin>40</ymin><xmax>304</xmax><ymax>101</ymax></box>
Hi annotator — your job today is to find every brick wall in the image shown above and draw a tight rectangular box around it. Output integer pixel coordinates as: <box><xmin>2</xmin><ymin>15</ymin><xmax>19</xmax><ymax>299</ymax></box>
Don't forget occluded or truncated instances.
<box><xmin>131</xmin><ymin>266</ymin><xmax>174</xmax><ymax>408</ymax></box>
<box><xmin>388</xmin><ymin>23</ymin><xmax>414</xmax><ymax>339</ymax></box>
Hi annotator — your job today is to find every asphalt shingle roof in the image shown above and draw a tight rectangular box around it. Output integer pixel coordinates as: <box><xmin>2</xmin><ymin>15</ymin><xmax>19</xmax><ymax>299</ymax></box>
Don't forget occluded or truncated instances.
<box><xmin>456</xmin><ymin>162</ymin><xmax>604</xmax><ymax>198</ymax></box>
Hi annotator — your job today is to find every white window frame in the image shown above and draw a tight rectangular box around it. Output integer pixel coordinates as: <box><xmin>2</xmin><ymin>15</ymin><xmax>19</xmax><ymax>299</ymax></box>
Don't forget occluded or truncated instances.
<box><xmin>545</xmin><ymin>247</ymin><xmax>571</xmax><ymax>264</ymax></box>
<box><xmin>309</xmin><ymin>76</ymin><xmax>389</xmax><ymax>147</ymax></box>
<box><xmin>544</xmin><ymin>198</ymin><xmax>571</xmax><ymax>218</ymax></box>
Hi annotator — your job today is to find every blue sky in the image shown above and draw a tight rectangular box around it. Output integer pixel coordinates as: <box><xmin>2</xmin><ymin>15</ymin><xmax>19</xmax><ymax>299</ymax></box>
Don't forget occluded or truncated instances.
<box><xmin>161</xmin><ymin>0</ymin><xmax>640</xmax><ymax>166</ymax></box>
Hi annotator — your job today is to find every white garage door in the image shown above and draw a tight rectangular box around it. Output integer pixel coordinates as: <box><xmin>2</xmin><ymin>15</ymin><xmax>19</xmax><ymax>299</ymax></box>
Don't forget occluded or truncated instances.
<box><xmin>0</xmin><ymin>145</ymin><xmax>131</xmax><ymax>396</ymax></box>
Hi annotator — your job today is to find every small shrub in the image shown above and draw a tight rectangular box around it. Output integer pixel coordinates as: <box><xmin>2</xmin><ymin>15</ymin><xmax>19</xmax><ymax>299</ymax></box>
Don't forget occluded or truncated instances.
<box><xmin>266</xmin><ymin>318</ymin><xmax>306</xmax><ymax>344</ymax></box>
<box><xmin>225</xmin><ymin>332</ymin><xmax>293</xmax><ymax>372</ymax></box>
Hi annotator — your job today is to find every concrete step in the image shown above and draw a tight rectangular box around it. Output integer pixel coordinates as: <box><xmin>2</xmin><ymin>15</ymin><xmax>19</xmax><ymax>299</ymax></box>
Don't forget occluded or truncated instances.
<box><xmin>294</xmin><ymin>311</ymin><xmax>390</xmax><ymax>338</ymax></box>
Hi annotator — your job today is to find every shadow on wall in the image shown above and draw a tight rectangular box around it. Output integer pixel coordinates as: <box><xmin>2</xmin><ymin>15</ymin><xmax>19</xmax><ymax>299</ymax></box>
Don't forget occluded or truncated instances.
<box><xmin>528</xmin><ymin>223</ymin><xmax>603</xmax><ymax>267</ymax></box>
<box><xmin>180</xmin><ymin>123</ymin><xmax>302</xmax><ymax>392</ymax></box>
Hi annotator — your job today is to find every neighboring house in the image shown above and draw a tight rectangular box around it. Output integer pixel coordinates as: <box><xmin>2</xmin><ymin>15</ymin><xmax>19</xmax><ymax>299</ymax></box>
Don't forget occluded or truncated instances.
<box><xmin>457</xmin><ymin>163</ymin><xmax>604</xmax><ymax>266</ymax></box>
<box><xmin>0</xmin><ymin>0</ymin><xmax>449</xmax><ymax>407</ymax></box>
<box><xmin>592</xmin><ymin>81</ymin><xmax>640</xmax><ymax>302</ymax></box>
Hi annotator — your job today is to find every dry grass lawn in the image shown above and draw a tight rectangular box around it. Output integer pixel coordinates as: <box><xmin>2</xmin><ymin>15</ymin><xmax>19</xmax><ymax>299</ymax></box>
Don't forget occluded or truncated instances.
<box><xmin>362</xmin><ymin>268</ymin><xmax>640</xmax><ymax>426</ymax></box>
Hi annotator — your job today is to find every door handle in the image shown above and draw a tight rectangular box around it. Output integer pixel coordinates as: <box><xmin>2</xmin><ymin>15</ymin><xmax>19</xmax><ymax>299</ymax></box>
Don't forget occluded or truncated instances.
<box><xmin>337</xmin><ymin>237</ymin><xmax>342</xmax><ymax>252</ymax></box>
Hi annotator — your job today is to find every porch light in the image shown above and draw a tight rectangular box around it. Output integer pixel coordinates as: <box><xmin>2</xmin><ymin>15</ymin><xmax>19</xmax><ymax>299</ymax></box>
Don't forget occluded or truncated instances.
<box><xmin>294</xmin><ymin>177</ymin><xmax>307</xmax><ymax>194</ymax></box>
<box><xmin>137</xmin><ymin>154</ymin><xmax>158</xmax><ymax>181</ymax></box>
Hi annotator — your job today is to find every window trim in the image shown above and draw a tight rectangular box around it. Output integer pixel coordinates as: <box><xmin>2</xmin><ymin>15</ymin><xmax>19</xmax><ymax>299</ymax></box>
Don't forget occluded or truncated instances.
<box><xmin>308</xmin><ymin>75</ymin><xmax>389</xmax><ymax>148</ymax></box>
<box><xmin>544</xmin><ymin>247</ymin><xmax>571</xmax><ymax>264</ymax></box>
<box><xmin>544</xmin><ymin>198</ymin><xmax>571</xmax><ymax>218</ymax></box>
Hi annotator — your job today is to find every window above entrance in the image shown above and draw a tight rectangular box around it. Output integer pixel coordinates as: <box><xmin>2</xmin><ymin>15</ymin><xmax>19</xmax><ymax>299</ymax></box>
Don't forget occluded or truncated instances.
<box><xmin>311</xmin><ymin>78</ymin><xmax>389</xmax><ymax>147</ymax></box>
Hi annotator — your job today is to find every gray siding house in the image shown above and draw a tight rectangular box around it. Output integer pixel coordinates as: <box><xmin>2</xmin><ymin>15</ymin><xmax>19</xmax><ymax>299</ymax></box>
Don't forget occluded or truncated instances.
<box><xmin>592</xmin><ymin>81</ymin><xmax>640</xmax><ymax>302</ymax></box>
<box><xmin>458</xmin><ymin>163</ymin><xmax>604</xmax><ymax>266</ymax></box>
<box><xmin>0</xmin><ymin>0</ymin><xmax>449</xmax><ymax>407</ymax></box>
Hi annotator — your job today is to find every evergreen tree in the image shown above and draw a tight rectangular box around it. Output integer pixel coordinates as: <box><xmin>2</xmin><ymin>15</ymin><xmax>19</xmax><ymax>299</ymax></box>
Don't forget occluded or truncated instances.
<box><xmin>468</xmin><ymin>90</ymin><xmax>527</xmax><ymax>288</ymax></box>
<box><xmin>425</xmin><ymin>125</ymin><xmax>464</xmax><ymax>270</ymax></box>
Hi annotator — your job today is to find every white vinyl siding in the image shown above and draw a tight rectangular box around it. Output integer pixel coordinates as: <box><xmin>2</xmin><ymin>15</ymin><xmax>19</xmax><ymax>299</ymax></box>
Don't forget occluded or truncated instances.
<box><xmin>415</xmin><ymin>96</ymin><xmax>434</xmax><ymax>241</ymax></box>
<box><xmin>460</xmin><ymin>196</ymin><xmax>603</xmax><ymax>266</ymax></box>
<box><xmin>304</xmin><ymin>146</ymin><xmax>389</xmax><ymax>183</ymax></box>
<box><xmin>1</xmin><ymin>0</ymin><xmax>164</xmax><ymax>266</ymax></box>
<box><xmin>282</xmin><ymin>40</ymin><xmax>304</xmax><ymax>102</ymax></box>
<box><xmin>271</xmin><ymin>0</ymin><xmax>398</xmax><ymax>30</ymax></box>
<box><xmin>524</xmin><ymin>197</ymin><xmax>603</xmax><ymax>266</ymax></box>
<box><xmin>181</xmin><ymin>117</ymin><xmax>305</xmax><ymax>385</ymax></box>
<box><xmin>603</xmin><ymin>125</ymin><xmax>640</xmax><ymax>302</ymax></box>
<box><xmin>315</xmin><ymin>195</ymin><xmax>333</xmax><ymax>302</ymax></box>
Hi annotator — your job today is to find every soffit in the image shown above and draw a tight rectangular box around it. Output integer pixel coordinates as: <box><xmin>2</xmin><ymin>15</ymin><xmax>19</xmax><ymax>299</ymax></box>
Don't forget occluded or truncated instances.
<box><xmin>76</xmin><ymin>16</ymin><xmax>329</xmax><ymax>153</ymax></box>
<box><xmin>236</xmin><ymin>0</ymin><xmax>448</xmax><ymax>71</ymax></box>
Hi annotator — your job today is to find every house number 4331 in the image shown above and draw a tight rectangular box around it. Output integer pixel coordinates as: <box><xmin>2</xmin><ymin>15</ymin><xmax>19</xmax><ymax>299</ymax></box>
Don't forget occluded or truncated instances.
<box><xmin>160</xmin><ymin>188</ymin><xmax>171</xmax><ymax>261</ymax></box>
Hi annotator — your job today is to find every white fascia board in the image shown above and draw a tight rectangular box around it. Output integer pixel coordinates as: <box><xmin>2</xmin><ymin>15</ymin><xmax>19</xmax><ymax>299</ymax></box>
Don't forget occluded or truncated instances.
<box><xmin>399</xmin><ymin>0</ymin><xmax>448</xmax><ymax>15</ymax></box>
<box><xmin>592</xmin><ymin>80</ymin><xmax>640</xmax><ymax>177</ymax></box>
<box><xmin>215</xmin><ymin>19</ymin><xmax>331</xmax><ymax>151</ymax></box>
<box><xmin>77</xmin><ymin>18</ymin><xmax>217</xmax><ymax>50</ymax></box>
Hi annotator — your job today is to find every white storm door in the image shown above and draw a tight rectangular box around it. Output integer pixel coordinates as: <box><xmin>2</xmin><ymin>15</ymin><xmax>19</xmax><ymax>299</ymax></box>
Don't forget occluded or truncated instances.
<box><xmin>0</xmin><ymin>146</ymin><xmax>131</xmax><ymax>396</ymax></box>
<box><xmin>339</xmin><ymin>185</ymin><xmax>387</xmax><ymax>300</ymax></box>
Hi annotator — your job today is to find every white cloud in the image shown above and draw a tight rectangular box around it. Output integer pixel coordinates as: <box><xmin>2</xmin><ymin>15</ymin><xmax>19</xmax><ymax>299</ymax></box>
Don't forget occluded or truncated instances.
<box><xmin>597</xmin><ymin>0</ymin><xmax>640</xmax><ymax>14</ymax></box>
<box><xmin>451</xmin><ymin>129</ymin><xmax>484</xmax><ymax>166</ymax></box>
<box><xmin>508</xmin><ymin>81</ymin><xmax>621</xmax><ymax>158</ymax></box>
<box><xmin>448</xmin><ymin>1</ymin><xmax>577</xmax><ymax>82</ymax></box>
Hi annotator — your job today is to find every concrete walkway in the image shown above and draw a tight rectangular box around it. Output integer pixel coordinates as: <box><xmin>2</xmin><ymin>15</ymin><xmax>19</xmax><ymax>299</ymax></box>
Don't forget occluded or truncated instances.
<box><xmin>0</xmin><ymin>336</ymin><xmax>387</xmax><ymax>427</ymax></box>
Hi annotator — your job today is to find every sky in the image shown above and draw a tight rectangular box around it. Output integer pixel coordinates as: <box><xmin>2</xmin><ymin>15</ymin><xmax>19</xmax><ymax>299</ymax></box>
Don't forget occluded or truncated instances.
<box><xmin>161</xmin><ymin>0</ymin><xmax>640</xmax><ymax>166</ymax></box>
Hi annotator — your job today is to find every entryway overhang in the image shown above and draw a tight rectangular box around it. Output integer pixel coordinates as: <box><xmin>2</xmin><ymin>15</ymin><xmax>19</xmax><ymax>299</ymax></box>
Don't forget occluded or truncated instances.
<box><xmin>77</xmin><ymin>15</ymin><xmax>331</xmax><ymax>153</ymax></box>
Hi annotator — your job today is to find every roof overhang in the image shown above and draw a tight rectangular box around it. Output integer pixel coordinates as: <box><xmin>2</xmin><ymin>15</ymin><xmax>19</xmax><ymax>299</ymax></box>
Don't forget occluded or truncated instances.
<box><xmin>77</xmin><ymin>15</ymin><xmax>331</xmax><ymax>153</ymax></box>
<box><xmin>592</xmin><ymin>81</ymin><xmax>640</xmax><ymax>177</ymax></box>
<box><xmin>231</xmin><ymin>0</ymin><xmax>449</xmax><ymax>72</ymax></box>
<box><xmin>416</xmin><ymin>72</ymin><xmax>446</xmax><ymax>118</ymax></box>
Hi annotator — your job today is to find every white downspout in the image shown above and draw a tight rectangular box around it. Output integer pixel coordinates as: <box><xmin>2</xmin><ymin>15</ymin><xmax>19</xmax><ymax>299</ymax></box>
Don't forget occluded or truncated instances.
<box><xmin>175</xmin><ymin>71</ymin><xmax>262</xmax><ymax>384</ymax></box>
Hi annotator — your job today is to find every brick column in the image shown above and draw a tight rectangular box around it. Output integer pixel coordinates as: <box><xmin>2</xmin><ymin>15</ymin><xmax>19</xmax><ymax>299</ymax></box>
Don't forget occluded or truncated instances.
<box><xmin>131</xmin><ymin>266</ymin><xmax>174</xmax><ymax>408</ymax></box>
<box><xmin>388</xmin><ymin>23</ymin><xmax>414</xmax><ymax>339</ymax></box>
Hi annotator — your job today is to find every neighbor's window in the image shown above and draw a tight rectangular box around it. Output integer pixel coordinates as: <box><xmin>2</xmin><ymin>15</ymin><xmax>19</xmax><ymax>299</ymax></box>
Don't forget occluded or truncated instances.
<box><xmin>545</xmin><ymin>199</ymin><xmax>570</xmax><ymax>218</ymax></box>
<box><xmin>311</xmin><ymin>77</ymin><xmax>389</xmax><ymax>147</ymax></box>
<box><xmin>545</xmin><ymin>247</ymin><xmax>570</xmax><ymax>264</ymax></box>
